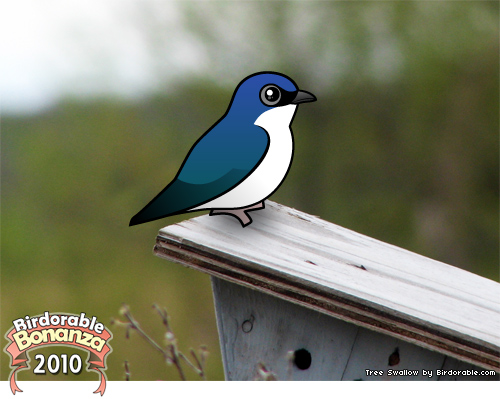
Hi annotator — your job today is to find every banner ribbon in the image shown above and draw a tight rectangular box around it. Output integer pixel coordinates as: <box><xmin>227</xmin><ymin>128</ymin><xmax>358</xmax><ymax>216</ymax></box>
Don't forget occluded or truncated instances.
<box><xmin>4</xmin><ymin>313</ymin><xmax>112</xmax><ymax>396</ymax></box>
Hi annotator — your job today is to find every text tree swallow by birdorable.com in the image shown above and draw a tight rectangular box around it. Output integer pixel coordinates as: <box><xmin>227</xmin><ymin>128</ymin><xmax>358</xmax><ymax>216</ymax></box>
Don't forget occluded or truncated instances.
<box><xmin>129</xmin><ymin>71</ymin><xmax>316</xmax><ymax>228</ymax></box>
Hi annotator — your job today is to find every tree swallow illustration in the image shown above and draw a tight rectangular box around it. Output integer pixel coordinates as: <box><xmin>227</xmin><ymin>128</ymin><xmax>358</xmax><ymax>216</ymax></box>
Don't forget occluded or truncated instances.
<box><xmin>129</xmin><ymin>71</ymin><xmax>316</xmax><ymax>228</ymax></box>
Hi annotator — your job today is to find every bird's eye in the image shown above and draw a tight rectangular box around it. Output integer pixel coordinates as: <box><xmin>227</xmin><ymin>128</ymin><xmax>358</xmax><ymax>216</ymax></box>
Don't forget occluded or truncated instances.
<box><xmin>260</xmin><ymin>85</ymin><xmax>281</xmax><ymax>106</ymax></box>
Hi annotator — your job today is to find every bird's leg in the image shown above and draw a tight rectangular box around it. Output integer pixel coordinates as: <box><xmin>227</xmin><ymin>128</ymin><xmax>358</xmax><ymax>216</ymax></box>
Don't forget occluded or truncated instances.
<box><xmin>210</xmin><ymin>202</ymin><xmax>265</xmax><ymax>227</ymax></box>
<box><xmin>243</xmin><ymin>201</ymin><xmax>265</xmax><ymax>212</ymax></box>
<box><xmin>210</xmin><ymin>209</ymin><xmax>252</xmax><ymax>226</ymax></box>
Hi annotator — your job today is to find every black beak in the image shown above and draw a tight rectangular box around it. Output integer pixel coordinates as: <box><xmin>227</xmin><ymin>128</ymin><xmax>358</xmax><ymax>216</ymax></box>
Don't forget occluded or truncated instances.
<box><xmin>291</xmin><ymin>90</ymin><xmax>316</xmax><ymax>104</ymax></box>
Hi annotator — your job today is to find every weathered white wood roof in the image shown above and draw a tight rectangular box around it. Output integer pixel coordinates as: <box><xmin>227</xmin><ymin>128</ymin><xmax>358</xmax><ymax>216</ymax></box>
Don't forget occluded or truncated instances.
<box><xmin>154</xmin><ymin>201</ymin><xmax>500</xmax><ymax>371</ymax></box>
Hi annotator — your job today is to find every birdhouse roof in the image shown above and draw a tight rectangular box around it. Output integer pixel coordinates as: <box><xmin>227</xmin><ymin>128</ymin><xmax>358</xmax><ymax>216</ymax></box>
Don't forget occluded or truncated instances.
<box><xmin>155</xmin><ymin>201</ymin><xmax>500</xmax><ymax>371</ymax></box>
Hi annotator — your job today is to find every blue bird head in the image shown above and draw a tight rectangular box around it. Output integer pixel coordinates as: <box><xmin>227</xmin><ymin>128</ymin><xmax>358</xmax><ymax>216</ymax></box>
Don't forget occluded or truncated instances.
<box><xmin>224</xmin><ymin>72</ymin><xmax>316</xmax><ymax>124</ymax></box>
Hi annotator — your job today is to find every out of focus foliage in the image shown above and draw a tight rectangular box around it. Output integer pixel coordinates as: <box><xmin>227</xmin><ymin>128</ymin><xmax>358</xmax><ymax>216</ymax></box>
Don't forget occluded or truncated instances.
<box><xmin>2</xmin><ymin>1</ymin><xmax>498</xmax><ymax>381</ymax></box>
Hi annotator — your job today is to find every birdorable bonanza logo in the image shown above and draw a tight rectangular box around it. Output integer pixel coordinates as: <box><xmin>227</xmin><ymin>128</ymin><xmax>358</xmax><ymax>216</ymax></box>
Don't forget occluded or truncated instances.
<box><xmin>4</xmin><ymin>311</ymin><xmax>113</xmax><ymax>396</ymax></box>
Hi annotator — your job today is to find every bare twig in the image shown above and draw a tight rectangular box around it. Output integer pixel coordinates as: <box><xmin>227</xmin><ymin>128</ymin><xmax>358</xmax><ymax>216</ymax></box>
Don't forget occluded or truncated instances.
<box><xmin>256</xmin><ymin>362</ymin><xmax>277</xmax><ymax>381</ymax></box>
<box><xmin>153</xmin><ymin>304</ymin><xmax>186</xmax><ymax>380</ymax></box>
<box><xmin>113</xmin><ymin>303</ymin><xmax>208</xmax><ymax>381</ymax></box>
<box><xmin>152</xmin><ymin>303</ymin><xmax>169</xmax><ymax>328</ymax></box>
<box><xmin>119</xmin><ymin>304</ymin><xmax>168</xmax><ymax>358</ymax></box>
<box><xmin>189</xmin><ymin>348</ymin><xmax>206</xmax><ymax>380</ymax></box>
<box><xmin>124</xmin><ymin>361</ymin><xmax>131</xmax><ymax>381</ymax></box>
<box><xmin>286</xmin><ymin>350</ymin><xmax>295</xmax><ymax>381</ymax></box>
<box><xmin>199</xmin><ymin>345</ymin><xmax>209</xmax><ymax>371</ymax></box>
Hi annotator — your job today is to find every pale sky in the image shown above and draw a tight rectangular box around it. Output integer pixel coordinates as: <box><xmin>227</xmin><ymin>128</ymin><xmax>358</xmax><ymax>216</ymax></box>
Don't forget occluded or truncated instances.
<box><xmin>1</xmin><ymin>0</ymin><xmax>204</xmax><ymax>114</ymax></box>
<box><xmin>3</xmin><ymin>1</ymin><xmax>493</xmax><ymax>115</ymax></box>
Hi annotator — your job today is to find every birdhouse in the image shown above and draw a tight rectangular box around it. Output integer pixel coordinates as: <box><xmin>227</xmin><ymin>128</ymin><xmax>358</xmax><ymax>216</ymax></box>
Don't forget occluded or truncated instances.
<box><xmin>154</xmin><ymin>202</ymin><xmax>499</xmax><ymax>380</ymax></box>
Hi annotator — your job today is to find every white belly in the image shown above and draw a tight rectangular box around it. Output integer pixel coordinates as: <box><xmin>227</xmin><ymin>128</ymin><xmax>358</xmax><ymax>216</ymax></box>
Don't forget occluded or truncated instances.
<box><xmin>192</xmin><ymin>105</ymin><xmax>296</xmax><ymax>210</ymax></box>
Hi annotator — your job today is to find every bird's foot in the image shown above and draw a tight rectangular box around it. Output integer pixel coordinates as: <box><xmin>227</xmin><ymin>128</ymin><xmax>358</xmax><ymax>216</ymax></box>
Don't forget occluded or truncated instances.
<box><xmin>210</xmin><ymin>202</ymin><xmax>265</xmax><ymax>227</ymax></box>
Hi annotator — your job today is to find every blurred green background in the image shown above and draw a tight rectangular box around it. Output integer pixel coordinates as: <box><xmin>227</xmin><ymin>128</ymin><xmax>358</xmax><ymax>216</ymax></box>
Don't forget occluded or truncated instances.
<box><xmin>2</xmin><ymin>1</ymin><xmax>498</xmax><ymax>381</ymax></box>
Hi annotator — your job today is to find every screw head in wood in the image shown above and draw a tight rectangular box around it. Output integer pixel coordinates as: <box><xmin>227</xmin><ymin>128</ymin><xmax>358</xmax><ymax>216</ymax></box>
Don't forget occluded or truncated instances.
<box><xmin>242</xmin><ymin>319</ymin><xmax>253</xmax><ymax>333</ymax></box>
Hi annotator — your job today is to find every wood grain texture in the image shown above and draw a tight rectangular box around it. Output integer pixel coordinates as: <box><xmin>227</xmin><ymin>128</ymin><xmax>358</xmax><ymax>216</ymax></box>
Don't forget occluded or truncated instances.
<box><xmin>340</xmin><ymin>326</ymin><xmax>445</xmax><ymax>381</ymax></box>
<box><xmin>212</xmin><ymin>277</ymin><xmax>359</xmax><ymax>380</ymax></box>
<box><xmin>212</xmin><ymin>277</ymin><xmax>497</xmax><ymax>381</ymax></box>
<box><xmin>154</xmin><ymin>201</ymin><xmax>500</xmax><ymax>371</ymax></box>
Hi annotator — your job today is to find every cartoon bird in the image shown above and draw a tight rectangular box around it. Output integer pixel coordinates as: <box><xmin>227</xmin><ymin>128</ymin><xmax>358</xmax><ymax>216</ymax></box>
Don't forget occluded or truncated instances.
<box><xmin>129</xmin><ymin>71</ymin><xmax>316</xmax><ymax>228</ymax></box>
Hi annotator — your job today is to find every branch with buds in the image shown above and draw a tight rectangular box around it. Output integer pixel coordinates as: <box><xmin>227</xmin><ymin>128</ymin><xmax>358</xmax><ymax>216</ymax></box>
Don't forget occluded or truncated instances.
<box><xmin>111</xmin><ymin>304</ymin><xmax>209</xmax><ymax>381</ymax></box>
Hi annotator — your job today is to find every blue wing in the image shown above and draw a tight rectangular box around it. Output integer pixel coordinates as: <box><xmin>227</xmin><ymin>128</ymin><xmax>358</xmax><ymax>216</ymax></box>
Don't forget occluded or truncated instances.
<box><xmin>130</xmin><ymin>120</ymin><xmax>269</xmax><ymax>226</ymax></box>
